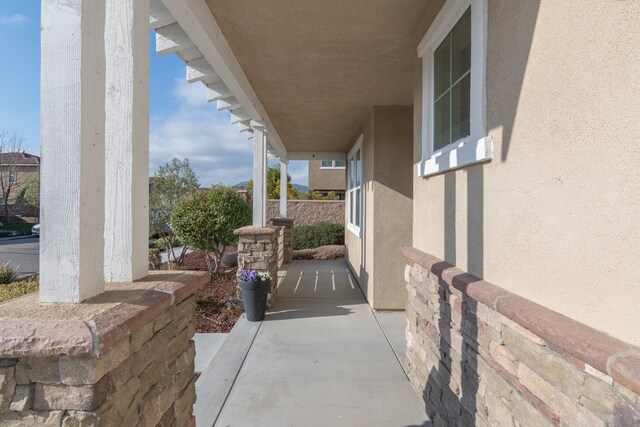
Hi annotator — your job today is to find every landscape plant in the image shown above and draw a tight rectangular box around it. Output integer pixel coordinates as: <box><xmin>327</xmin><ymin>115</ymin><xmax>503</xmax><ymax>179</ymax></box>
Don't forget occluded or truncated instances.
<box><xmin>171</xmin><ymin>186</ymin><xmax>251</xmax><ymax>274</ymax></box>
<box><xmin>293</xmin><ymin>222</ymin><xmax>345</xmax><ymax>250</ymax></box>
<box><xmin>16</xmin><ymin>173</ymin><xmax>39</xmax><ymax>220</ymax></box>
<box><xmin>246</xmin><ymin>166</ymin><xmax>300</xmax><ymax>200</ymax></box>
<box><xmin>0</xmin><ymin>262</ymin><xmax>19</xmax><ymax>284</ymax></box>
<box><xmin>149</xmin><ymin>158</ymin><xmax>200</xmax><ymax>268</ymax></box>
<box><xmin>0</xmin><ymin>131</ymin><xmax>28</xmax><ymax>223</ymax></box>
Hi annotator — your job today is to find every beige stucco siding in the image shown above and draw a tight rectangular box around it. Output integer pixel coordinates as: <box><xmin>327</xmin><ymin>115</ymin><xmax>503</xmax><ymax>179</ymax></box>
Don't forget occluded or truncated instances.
<box><xmin>413</xmin><ymin>1</ymin><xmax>640</xmax><ymax>345</ymax></box>
<box><xmin>346</xmin><ymin>107</ymin><xmax>413</xmax><ymax>310</ymax></box>
<box><xmin>308</xmin><ymin>160</ymin><xmax>346</xmax><ymax>192</ymax></box>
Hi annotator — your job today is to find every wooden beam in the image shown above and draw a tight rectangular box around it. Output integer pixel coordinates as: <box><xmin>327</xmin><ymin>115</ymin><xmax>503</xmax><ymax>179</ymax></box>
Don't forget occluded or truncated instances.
<box><xmin>230</xmin><ymin>108</ymin><xmax>250</xmax><ymax>124</ymax></box>
<box><xmin>280</xmin><ymin>160</ymin><xmax>288</xmax><ymax>217</ymax></box>
<box><xmin>160</xmin><ymin>0</ymin><xmax>287</xmax><ymax>158</ymax></box>
<box><xmin>155</xmin><ymin>22</ymin><xmax>193</xmax><ymax>55</ymax></box>
<box><xmin>238</xmin><ymin>122</ymin><xmax>253</xmax><ymax>133</ymax></box>
<box><xmin>216</xmin><ymin>96</ymin><xmax>241</xmax><ymax>111</ymax></box>
<box><xmin>176</xmin><ymin>46</ymin><xmax>202</xmax><ymax>62</ymax></box>
<box><xmin>207</xmin><ymin>81</ymin><xmax>232</xmax><ymax>102</ymax></box>
<box><xmin>186</xmin><ymin>57</ymin><xmax>218</xmax><ymax>83</ymax></box>
<box><xmin>40</xmin><ymin>0</ymin><xmax>106</xmax><ymax>302</ymax></box>
<box><xmin>104</xmin><ymin>0</ymin><xmax>150</xmax><ymax>282</ymax></box>
<box><xmin>149</xmin><ymin>0</ymin><xmax>175</xmax><ymax>29</ymax></box>
<box><xmin>287</xmin><ymin>152</ymin><xmax>347</xmax><ymax>161</ymax></box>
<box><xmin>252</xmin><ymin>128</ymin><xmax>267</xmax><ymax>227</ymax></box>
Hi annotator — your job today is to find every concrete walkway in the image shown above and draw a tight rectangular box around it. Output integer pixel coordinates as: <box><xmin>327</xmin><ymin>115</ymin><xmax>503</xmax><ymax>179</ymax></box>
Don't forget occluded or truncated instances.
<box><xmin>214</xmin><ymin>260</ymin><xmax>429</xmax><ymax>427</ymax></box>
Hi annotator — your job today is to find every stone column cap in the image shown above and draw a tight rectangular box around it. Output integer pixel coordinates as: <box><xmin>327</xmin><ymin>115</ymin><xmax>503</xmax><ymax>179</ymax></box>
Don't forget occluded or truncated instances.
<box><xmin>0</xmin><ymin>271</ymin><xmax>209</xmax><ymax>359</ymax></box>
<box><xmin>234</xmin><ymin>226</ymin><xmax>279</xmax><ymax>236</ymax></box>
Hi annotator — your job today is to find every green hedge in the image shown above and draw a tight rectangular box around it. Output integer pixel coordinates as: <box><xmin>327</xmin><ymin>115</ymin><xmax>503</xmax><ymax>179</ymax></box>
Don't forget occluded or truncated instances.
<box><xmin>293</xmin><ymin>222</ymin><xmax>344</xmax><ymax>250</ymax></box>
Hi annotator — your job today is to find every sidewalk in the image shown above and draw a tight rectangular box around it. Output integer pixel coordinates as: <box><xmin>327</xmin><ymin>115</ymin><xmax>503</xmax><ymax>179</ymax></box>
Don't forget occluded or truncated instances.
<box><xmin>212</xmin><ymin>260</ymin><xmax>429</xmax><ymax>427</ymax></box>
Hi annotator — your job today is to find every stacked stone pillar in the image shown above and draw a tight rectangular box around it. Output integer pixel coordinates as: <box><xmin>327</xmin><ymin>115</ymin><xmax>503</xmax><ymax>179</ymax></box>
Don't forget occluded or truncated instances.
<box><xmin>270</xmin><ymin>217</ymin><xmax>294</xmax><ymax>264</ymax></box>
<box><xmin>235</xmin><ymin>226</ymin><xmax>280</xmax><ymax>305</ymax></box>
<box><xmin>0</xmin><ymin>272</ymin><xmax>208</xmax><ymax>425</ymax></box>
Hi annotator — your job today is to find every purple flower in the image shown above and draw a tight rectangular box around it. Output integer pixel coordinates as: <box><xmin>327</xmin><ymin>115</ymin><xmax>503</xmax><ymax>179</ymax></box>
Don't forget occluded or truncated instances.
<box><xmin>240</xmin><ymin>269</ymin><xmax>259</xmax><ymax>282</ymax></box>
<box><xmin>240</xmin><ymin>269</ymin><xmax>271</xmax><ymax>282</ymax></box>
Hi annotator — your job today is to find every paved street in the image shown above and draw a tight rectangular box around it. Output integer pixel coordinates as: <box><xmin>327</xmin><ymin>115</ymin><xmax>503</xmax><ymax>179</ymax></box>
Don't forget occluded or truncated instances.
<box><xmin>0</xmin><ymin>236</ymin><xmax>39</xmax><ymax>276</ymax></box>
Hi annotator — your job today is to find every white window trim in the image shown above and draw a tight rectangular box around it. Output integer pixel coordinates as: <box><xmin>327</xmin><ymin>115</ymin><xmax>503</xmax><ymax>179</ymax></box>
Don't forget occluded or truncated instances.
<box><xmin>346</xmin><ymin>135</ymin><xmax>363</xmax><ymax>237</ymax></box>
<box><xmin>319</xmin><ymin>160</ymin><xmax>346</xmax><ymax>170</ymax></box>
<box><xmin>417</xmin><ymin>0</ymin><xmax>492</xmax><ymax>178</ymax></box>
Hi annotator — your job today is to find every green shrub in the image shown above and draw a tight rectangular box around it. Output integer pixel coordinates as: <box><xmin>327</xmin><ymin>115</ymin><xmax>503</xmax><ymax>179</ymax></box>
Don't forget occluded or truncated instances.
<box><xmin>293</xmin><ymin>222</ymin><xmax>344</xmax><ymax>250</ymax></box>
<box><xmin>0</xmin><ymin>262</ymin><xmax>19</xmax><ymax>284</ymax></box>
<box><xmin>171</xmin><ymin>186</ymin><xmax>251</xmax><ymax>273</ymax></box>
<box><xmin>0</xmin><ymin>277</ymin><xmax>38</xmax><ymax>302</ymax></box>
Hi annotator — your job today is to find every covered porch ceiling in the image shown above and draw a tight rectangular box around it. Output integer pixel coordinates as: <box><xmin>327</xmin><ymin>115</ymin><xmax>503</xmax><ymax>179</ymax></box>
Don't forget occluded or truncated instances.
<box><xmin>205</xmin><ymin>0</ymin><xmax>430</xmax><ymax>154</ymax></box>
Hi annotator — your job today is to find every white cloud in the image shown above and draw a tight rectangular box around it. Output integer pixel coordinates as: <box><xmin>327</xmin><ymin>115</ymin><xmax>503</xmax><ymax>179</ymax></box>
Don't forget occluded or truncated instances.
<box><xmin>150</xmin><ymin>79</ymin><xmax>308</xmax><ymax>188</ymax></box>
<box><xmin>0</xmin><ymin>14</ymin><xmax>29</xmax><ymax>26</ymax></box>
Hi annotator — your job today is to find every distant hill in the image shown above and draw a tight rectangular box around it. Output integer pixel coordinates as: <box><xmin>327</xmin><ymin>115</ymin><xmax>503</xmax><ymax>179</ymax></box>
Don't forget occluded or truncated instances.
<box><xmin>233</xmin><ymin>181</ymin><xmax>308</xmax><ymax>193</ymax></box>
<box><xmin>233</xmin><ymin>181</ymin><xmax>249</xmax><ymax>189</ymax></box>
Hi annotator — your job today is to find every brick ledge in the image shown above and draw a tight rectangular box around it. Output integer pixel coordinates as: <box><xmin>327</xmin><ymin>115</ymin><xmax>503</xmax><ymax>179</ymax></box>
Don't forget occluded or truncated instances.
<box><xmin>400</xmin><ymin>246</ymin><xmax>640</xmax><ymax>396</ymax></box>
<box><xmin>0</xmin><ymin>270</ymin><xmax>209</xmax><ymax>359</ymax></box>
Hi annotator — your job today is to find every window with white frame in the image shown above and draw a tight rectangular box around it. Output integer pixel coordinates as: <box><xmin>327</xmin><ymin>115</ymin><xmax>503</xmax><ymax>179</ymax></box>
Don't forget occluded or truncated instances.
<box><xmin>8</xmin><ymin>169</ymin><xmax>16</xmax><ymax>184</ymax></box>
<box><xmin>347</xmin><ymin>136</ymin><xmax>362</xmax><ymax>236</ymax></box>
<box><xmin>418</xmin><ymin>0</ymin><xmax>492</xmax><ymax>177</ymax></box>
<box><xmin>320</xmin><ymin>160</ymin><xmax>346</xmax><ymax>169</ymax></box>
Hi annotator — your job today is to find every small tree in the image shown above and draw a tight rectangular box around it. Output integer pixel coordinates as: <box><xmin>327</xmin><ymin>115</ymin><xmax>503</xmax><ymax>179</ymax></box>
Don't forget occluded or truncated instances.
<box><xmin>246</xmin><ymin>165</ymin><xmax>300</xmax><ymax>200</ymax></box>
<box><xmin>0</xmin><ymin>131</ymin><xmax>27</xmax><ymax>223</ymax></box>
<box><xmin>171</xmin><ymin>186</ymin><xmax>251</xmax><ymax>274</ymax></box>
<box><xmin>17</xmin><ymin>174</ymin><xmax>39</xmax><ymax>220</ymax></box>
<box><xmin>149</xmin><ymin>158</ymin><xmax>200</xmax><ymax>267</ymax></box>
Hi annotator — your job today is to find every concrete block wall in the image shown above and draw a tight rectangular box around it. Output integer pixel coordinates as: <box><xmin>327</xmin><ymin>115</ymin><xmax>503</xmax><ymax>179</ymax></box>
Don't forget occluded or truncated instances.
<box><xmin>266</xmin><ymin>200</ymin><xmax>344</xmax><ymax>226</ymax></box>
<box><xmin>401</xmin><ymin>247</ymin><xmax>640</xmax><ymax>426</ymax></box>
<box><xmin>0</xmin><ymin>271</ymin><xmax>208</xmax><ymax>426</ymax></box>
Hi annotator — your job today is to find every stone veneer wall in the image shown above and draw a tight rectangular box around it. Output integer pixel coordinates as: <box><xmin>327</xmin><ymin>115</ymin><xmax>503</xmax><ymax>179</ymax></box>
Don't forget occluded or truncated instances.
<box><xmin>401</xmin><ymin>247</ymin><xmax>640</xmax><ymax>427</ymax></box>
<box><xmin>235</xmin><ymin>226</ymin><xmax>280</xmax><ymax>304</ymax></box>
<box><xmin>270</xmin><ymin>217</ymin><xmax>293</xmax><ymax>264</ymax></box>
<box><xmin>266</xmin><ymin>200</ymin><xmax>344</xmax><ymax>226</ymax></box>
<box><xmin>0</xmin><ymin>271</ymin><xmax>208</xmax><ymax>426</ymax></box>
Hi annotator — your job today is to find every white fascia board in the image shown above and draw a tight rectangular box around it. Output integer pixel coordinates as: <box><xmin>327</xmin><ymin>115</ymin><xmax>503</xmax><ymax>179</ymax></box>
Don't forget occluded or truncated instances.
<box><xmin>160</xmin><ymin>0</ymin><xmax>287</xmax><ymax>158</ymax></box>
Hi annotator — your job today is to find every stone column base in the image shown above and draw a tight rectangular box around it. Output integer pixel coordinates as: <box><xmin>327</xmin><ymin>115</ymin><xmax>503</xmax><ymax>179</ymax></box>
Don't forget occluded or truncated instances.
<box><xmin>234</xmin><ymin>226</ymin><xmax>279</xmax><ymax>306</ymax></box>
<box><xmin>0</xmin><ymin>271</ymin><xmax>208</xmax><ymax>425</ymax></box>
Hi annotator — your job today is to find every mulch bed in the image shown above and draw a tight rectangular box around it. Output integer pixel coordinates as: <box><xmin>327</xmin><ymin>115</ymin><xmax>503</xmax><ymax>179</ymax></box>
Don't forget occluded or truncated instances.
<box><xmin>179</xmin><ymin>251</ymin><xmax>243</xmax><ymax>333</ymax></box>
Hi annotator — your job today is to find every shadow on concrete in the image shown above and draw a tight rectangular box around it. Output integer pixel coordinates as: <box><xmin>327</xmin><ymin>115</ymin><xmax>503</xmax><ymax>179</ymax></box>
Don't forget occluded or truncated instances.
<box><xmin>265</xmin><ymin>305</ymin><xmax>354</xmax><ymax>321</ymax></box>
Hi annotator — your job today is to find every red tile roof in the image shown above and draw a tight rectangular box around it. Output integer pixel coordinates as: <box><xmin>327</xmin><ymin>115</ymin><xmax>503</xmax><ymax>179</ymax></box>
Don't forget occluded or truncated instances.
<box><xmin>0</xmin><ymin>152</ymin><xmax>40</xmax><ymax>165</ymax></box>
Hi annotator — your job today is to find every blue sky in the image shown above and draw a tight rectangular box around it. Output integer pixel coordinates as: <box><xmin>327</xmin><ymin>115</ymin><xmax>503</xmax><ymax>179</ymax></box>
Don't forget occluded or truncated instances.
<box><xmin>0</xmin><ymin>1</ymin><xmax>307</xmax><ymax>187</ymax></box>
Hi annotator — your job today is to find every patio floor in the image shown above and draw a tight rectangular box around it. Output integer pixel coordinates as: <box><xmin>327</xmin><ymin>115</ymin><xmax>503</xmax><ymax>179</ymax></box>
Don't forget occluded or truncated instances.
<box><xmin>212</xmin><ymin>260</ymin><xmax>429</xmax><ymax>426</ymax></box>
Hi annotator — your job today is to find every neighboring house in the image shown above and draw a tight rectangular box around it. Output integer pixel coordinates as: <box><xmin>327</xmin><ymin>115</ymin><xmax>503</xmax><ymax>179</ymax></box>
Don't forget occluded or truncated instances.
<box><xmin>0</xmin><ymin>152</ymin><xmax>40</xmax><ymax>219</ymax></box>
<box><xmin>27</xmin><ymin>1</ymin><xmax>640</xmax><ymax>425</ymax></box>
<box><xmin>308</xmin><ymin>159</ymin><xmax>346</xmax><ymax>199</ymax></box>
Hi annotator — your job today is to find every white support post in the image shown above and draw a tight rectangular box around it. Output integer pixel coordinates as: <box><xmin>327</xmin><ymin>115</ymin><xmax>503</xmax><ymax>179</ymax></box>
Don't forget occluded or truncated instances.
<box><xmin>280</xmin><ymin>160</ymin><xmax>288</xmax><ymax>217</ymax></box>
<box><xmin>252</xmin><ymin>127</ymin><xmax>267</xmax><ymax>227</ymax></box>
<box><xmin>40</xmin><ymin>0</ymin><xmax>106</xmax><ymax>302</ymax></box>
<box><xmin>104</xmin><ymin>0</ymin><xmax>150</xmax><ymax>282</ymax></box>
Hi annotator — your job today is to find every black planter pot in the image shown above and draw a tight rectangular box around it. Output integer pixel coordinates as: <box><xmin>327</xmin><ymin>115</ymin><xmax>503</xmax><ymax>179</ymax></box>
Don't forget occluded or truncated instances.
<box><xmin>239</xmin><ymin>279</ymin><xmax>269</xmax><ymax>321</ymax></box>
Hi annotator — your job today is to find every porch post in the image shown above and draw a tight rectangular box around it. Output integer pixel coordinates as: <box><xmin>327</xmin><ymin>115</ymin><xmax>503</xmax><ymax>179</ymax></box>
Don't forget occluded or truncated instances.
<box><xmin>252</xmin><ymin>126</ymin><xmax>267</xmax><ymax>227</ymax></box>
<box><xmin>279</xmin><ymin>160</ymin><xmax>288</xmax><ymax>217</ymax></box>
<box><xmin>40</xmin><ymin>0</ymin><xmax>106</xmax><ymax>302</ymax></box>
<box><xmin>104</xmin><ymin>0</ymin><xmax>150</xmax><ymax>282</ymax></box>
